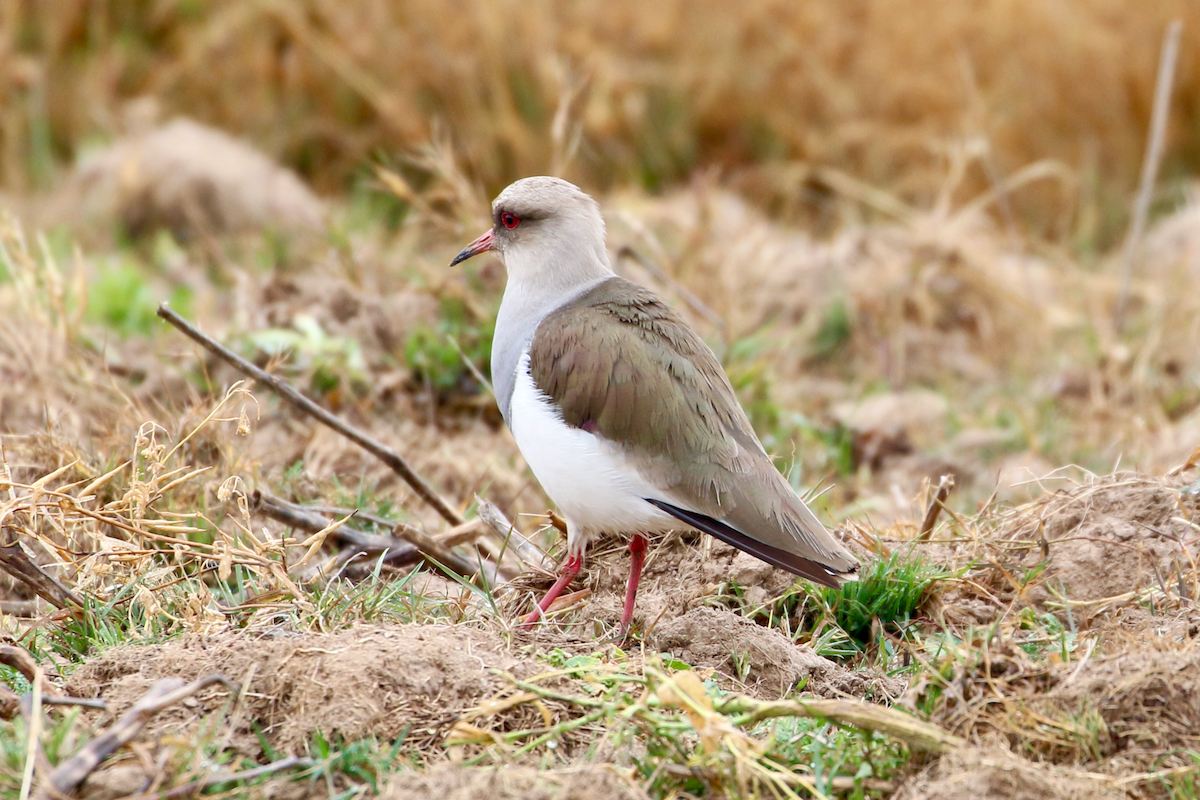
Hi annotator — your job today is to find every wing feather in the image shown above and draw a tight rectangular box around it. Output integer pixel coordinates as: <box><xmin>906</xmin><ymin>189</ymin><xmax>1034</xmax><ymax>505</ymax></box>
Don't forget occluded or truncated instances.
<box><xmin>528</xmin><ymin>276</ymin><xmax>858</xmax><ymax>576</ymax></box>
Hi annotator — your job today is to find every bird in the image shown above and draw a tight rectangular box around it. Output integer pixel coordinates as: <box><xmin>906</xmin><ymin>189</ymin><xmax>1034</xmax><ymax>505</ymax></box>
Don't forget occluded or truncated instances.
<box><xmin>451</xmin><ymin>177</ymin><xmax>858</xmax><ymax>633</ymax></box>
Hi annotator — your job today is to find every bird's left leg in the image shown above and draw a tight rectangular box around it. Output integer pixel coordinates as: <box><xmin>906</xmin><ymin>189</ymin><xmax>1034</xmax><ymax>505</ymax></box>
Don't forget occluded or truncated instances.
<box><xmin>619</xmin><ymin>533</ymin><xmax>648</xmax><ymax>634</ymax></box>
<box><xmin>522</xmin><ymin>553</ymin><xmax>583</xmax><ymax>628</ymax></box>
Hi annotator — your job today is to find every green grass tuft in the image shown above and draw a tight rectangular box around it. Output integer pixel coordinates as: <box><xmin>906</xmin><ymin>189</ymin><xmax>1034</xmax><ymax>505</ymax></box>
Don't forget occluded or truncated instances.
<box><xmin>821</xmin><ymin>548</ymin><xmax>945</xmax><ymax>646</ymax></box>
<box><xmin>87</xmin><ymin>255</ymin><xmax>193</xmax><ymax>338</ymax></box>
<box><xmin>404</xmin><ymin>296</ymin><xmax>493</xmax><ymax>397</ymax></box>
<box><xmin>811</xmin><ymin>298</ymin><xmax>853</xmax><ymax>361</ymax></box>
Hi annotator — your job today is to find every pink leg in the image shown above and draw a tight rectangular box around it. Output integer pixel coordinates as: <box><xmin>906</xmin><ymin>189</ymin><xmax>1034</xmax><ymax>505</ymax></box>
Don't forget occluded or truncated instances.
<box><xmin>522</xmin><ymin>554</ymin><xmax>583</xmax><ymax>628</ymax></box>
<box><xmin>620</xmin><ymin>534</ymin><xmax>648</xmax><ymax>634</ymax></box>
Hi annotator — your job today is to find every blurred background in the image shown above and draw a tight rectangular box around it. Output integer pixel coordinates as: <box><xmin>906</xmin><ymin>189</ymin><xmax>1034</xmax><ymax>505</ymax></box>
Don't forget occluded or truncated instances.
<box><xmin>2</xmin><ymin>1</ymin><xmax>1200</xmax><ymax>524</ymax></box>
<box><xmin>3</xmin><ymin>1</ymin><xmax>1199</xmax><ymax>240</ymax></box>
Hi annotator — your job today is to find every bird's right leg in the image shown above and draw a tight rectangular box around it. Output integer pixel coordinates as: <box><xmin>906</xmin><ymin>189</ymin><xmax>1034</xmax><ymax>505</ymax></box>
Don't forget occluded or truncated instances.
<box><xmin>521</xmin><ymin>553</ymin><xmax>582</xmax><ymax>628</ymax></box>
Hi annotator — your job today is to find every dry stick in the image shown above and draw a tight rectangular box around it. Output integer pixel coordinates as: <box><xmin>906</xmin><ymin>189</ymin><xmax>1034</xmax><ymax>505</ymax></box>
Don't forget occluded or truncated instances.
<box><xmin>917</xmin><ymin>475</ymin><xmax>956</xmax><ymax>541</ymax></box>
<box><xmin>250</xmin><ymin>491</ymin><xmax>350</xmax><ymax>534</ymax></box>
<box><xmin>1115</xmin><ymin>19</ymin><xmax>1183</xmax><ymax>331</ymax></box>
<box><xmin>477</xmin><ymin>497</ymin><xmax>554</xmax><ymax>573</ymax></box>
<box><xmin>252</xmin><ymin>491</ymin><xmax>504</xmax><ymax>585</ymax></box>
<box><xmin>0</xmin><ymin>645</ymin><xmax>50</xmax><ymax>689</ymax></box>
<box><xmin>436</xmin><ymin>518</ymin><xmax>488</xmax><ymax>548</ymax></box>
<box><xmin>156</xmin><ymin>303</ymin><xmax>463</xmax><ymax>526</ymax></box>
<box><xmin>716</xmin><ymin>695</ymin><xmax>964</xmax><ymax>755</ymax></box>
<box><xmin>251</xmin><ymin>491</ymin><xmax>419</xmax><ymax>564</ymax></box>
<box><xmin>0</xmin><ymin>645</ymin><xmax>104</xmax><ymax>719</ymax></box>
<box><xmin>36</xmin><ymin>674</ymin><xmax>236</xmax><ymax>799</ymax></box>
<box><xmin>0</xmin><ymin>601</ymin><xmax>40</xmax><ymax>616</ymax></box>
<box><xmin>291</xmin><ymin>503</ymin><xmax>412</xmax><ymax>531</ymax></box>
<box><xmin>0</xmin><ymin>530</ymin><xmax>84</xmax><ymax>611</ymax></box>
<box><xmin>389</xmin><ymin>524</ymin><xmax>502</xmax><ymax>589</ymax></box>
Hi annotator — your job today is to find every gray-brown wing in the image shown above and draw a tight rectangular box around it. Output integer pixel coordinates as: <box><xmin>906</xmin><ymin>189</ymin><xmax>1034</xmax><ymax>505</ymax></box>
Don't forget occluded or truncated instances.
<box><xmin>527</xmin><ymin>277</ymin><xmax>858</xmax><ymax>580</ymax></box>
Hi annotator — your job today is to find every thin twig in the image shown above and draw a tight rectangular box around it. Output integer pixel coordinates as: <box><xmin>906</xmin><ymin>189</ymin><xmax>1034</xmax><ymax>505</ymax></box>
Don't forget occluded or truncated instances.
<box><xmin>156</xmin><ymin>303</ymin><xmax>463</xmax><ymax>525</ymax></box>
<box><xmin>35</xmin><ymin>674</ymin><xmax>236</xmax><ymax>799</ymax></box>
<box><xmin>251</xmin><ymin>491</ymin><xmax>507</xmax><ymax>584</ymax></box>
<box><xmin>389</xmin><ymin>524</ymin><xmax>501</xmax><ymax>588</ymax></box>
<box><xmin>436</xmin><ymin>518</ymin><xmax>488</xmax><ymax>548</ymax></box>
<box><xmin>917</xmin><ymin>475</ymin><xmax>956</xmax><ymax>540</ymax></box>
<box><xmin>0</xmin><ymin>601</ymin><xmax>39</xmax><ymax>616</ymax></box>
<box><xmin>0</xmin><ymin>646</ymin><xmax>103</xmax><ymax>720</ymax></box>
<box><xmin>1115</xmin><ymin>19</ymin><xmax>1183</xmax><ymax>331</ymax></box>
<box><xmin>251</xmin><ymin>491</ymin><xmax>419</xmax><ymax>562</ymax></box>
<box><xmin>716</xmin><ymin>695</ymin><xmax>964</xmax><ymax>754</ymax></box>
<box><xmin>291</xmin><ymin>503</ymin><xmax>411</xmax><ymax>531</ymax></box>
<box><xmin>0</xmin><ymin>530</ymin><xmax>84</xmax><ymax>611</ymax></box>
<box><xmin>477</xmin><ymin>497</ymin><xmax>554</xmax><ymax>572</ymax></box>
<box><xmin>0</xmin><ymin>645</ymin><xmax>51</xmax><ymax>689</ymax></box>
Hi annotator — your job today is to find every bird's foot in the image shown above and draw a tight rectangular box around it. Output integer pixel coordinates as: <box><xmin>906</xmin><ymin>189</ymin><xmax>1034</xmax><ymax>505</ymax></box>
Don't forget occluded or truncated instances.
<box><xmin>521</xmin><ymin>554</ymin><xmax>583</xmax><ymax>630</ymax></box>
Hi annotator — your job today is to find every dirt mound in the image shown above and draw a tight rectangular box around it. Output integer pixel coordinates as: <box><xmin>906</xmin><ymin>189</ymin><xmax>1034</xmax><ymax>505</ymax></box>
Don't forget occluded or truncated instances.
<box><xmin>380</xmin><ymin>765</ymin><xmax>648</xmax><ymax>800</ymax></box>
<box><xmin>66</xmin><ymin>624</ymin><xmax>532</xmax><ymax>753</ymax></box>
<box><xmin>649</xmin><ymin>607</ymin><xmax>895</xmax><ymax>700</ymax></box>
<box><xmin>515</xmin><ymin>534</ymin><xmax>902</xmax><ymax>700</ymax></box>
<box><xmin>1046</xmin><ymin>646</ymin><xmax>1200</xmax><ymax>760</ymax></box>
<box><xmin>1020</xmin><ymin>473</ymin><xmax>1200</xmax><ymax>607</ymax></box>
<box><xmin>57</xmin><ymin>116</ymin><xmax>326</xmax><ymax>238</ymax></box>
<box><xmin>895</xmin><ymin>747</ymin><xmax>1123</xmax><ymax>800</ymax></box>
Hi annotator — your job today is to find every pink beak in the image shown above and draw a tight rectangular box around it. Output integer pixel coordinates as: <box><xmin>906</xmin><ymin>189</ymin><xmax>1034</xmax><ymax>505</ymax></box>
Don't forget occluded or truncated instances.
<box><xmin>450</xmin><ymin>228</ymin><xmax>496</xmax><ymax>266</ymax></box>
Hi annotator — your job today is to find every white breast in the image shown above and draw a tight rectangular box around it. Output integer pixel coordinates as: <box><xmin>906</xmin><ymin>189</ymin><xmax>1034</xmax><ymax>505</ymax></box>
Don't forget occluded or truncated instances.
<box><xmin>509</xmin><ymin>351</ymin><xmax>680</xmax><ymax>551</ymax></box>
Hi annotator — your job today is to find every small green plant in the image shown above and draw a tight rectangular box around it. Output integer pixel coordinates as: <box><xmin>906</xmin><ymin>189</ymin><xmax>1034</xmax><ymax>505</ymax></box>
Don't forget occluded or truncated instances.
<box><xmin>87</xmin><ymin>255</ymin><xmax>193</xmax><ymax>338</ymax></box>
<box><xmin>0</xmin><ymin>708</ymin><xmax>90</xmax><ymax>794</ymax></box>
<box><xmin>1013</xmin><ymin>606</ymin><xmax>1077</xmax><ymax>660</ymax></box>
<box><xmin>765</xmin><ymin>717</ymin><xmax>907</xmax><ymax>800</ymax></box>
<box><xmin>810</xmin><ymin>297</ymin><xmax>853</xmax><ymax>360</ymax></box>
<box><xmin>820</xmin><ymin>548</ymin><xmax>946</xmax><ymax>647</ymax></box>
<box><xmin>44</xmin><ymin>583</ymin><xmax>161</xmax><ymax>662</ymax></box>
<box><xmin>1057</xmin><ymin>701</ymin><xmax>1109</xmax><ymax>763</ymax></box>
<box><xmin>1167</xmin><ymin>752</ymin><xmax>1200</xmax><ymax>800</ymax></box>
<box><xmin>306</xmin><ymin>565</ymin><xmax>462</xmax><ymax>629</ymax></box>
<box><xmin>304</xmin><ymin>730</ymin><xmax>406</xmax><ymax>795</ymax></box>
<box><xmin>768</xmin><ymin>413</ymin><xmax>856</xmax><ymax>480</ymax></box>
<box><xmin>247</xmin><ymin>314</ymin><xmax>369</xmax><ymax>396</ymax></box>
<box><xmin>403</xmin><ymin>297</ymin><xmax>493</xmax><ymax>397</ymax></box>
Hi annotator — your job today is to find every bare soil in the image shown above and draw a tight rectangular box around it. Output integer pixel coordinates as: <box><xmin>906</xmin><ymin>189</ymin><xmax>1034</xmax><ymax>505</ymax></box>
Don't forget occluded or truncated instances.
<box><xmin>649</xmin><ymin>607</ymin><xmax>900</xmax><ymax>700</ymax></box>
<box><xmin>1019</xmin><ymin>473</ymin><xmax>1200</xmax><ymax>608</ymax></box>
<box><xmin>895</xmin><ymin>747</ymin><xmax>1125</xmax><ymax>800</ymax></box>
<box><xmin>1047</xmin><ymin>647</ymin><xmax>1200</xmax><ymax>763</ymax></box>
<box><xmin>66</xmin><ymin>624</ymin><xmax>535</xmax><ymax>754</ymax></box>
<box><xmin>379</xmin><ymin>765</ymin><xmax>649</xmax><ymax>800</ymax></box>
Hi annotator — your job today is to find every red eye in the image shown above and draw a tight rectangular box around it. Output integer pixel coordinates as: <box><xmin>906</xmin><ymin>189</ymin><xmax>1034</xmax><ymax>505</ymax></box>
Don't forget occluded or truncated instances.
<box><xmin>500</xmin><ymin>212</ymin><xmax>520</xmax><ymax>229</ymax></box>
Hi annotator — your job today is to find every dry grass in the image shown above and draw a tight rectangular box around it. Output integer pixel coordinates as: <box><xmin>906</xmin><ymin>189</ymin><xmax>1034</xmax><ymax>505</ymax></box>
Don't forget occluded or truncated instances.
<box><xmin>2</xmin><ymin>3</ymin><xmax>1200</xmax><ymax>797</ymax></box>
<box><xmin>1</xmin><ymin>172</ymin><xmax>1199</xmax><ymax>794</ymax></box>
<box><xmin>4</xmin><ymin>1</ymin><xmax>1200</xmax><ymax>242</ymax></box>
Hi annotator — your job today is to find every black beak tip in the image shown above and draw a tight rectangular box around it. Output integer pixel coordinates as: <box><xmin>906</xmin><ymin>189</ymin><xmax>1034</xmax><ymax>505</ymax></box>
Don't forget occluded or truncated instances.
<box><xmin>449</xmin><ymin>249</ymin><xmax>471</xmax><ymax>267</ymax></box>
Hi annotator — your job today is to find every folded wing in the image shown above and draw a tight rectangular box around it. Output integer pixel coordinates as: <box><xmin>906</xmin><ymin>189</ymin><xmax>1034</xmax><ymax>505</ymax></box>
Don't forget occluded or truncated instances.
<box><xmin>528</xmin><ymin>276</ymin><xmax>858</xmax><ymax>580</ymax></box>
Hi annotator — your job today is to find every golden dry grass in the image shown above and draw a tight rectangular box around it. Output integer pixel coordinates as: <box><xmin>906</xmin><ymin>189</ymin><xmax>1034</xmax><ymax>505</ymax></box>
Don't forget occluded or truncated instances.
<box><xmin>3</xmin><ymin>0</ymin><xmax>1199</xmax><ymax>242</ymax></box>
<box><xmin>2</xmin><ymin>2</ymin><xmax>1200</xmax><ymax>797</ymax></box>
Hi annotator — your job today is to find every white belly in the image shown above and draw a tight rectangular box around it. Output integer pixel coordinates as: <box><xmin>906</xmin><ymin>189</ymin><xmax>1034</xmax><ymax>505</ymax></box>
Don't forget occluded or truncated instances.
<box><xmin>509</xmin><ymin>352</ymin><xmax>679</xmax><ymax>546</ymax></box>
